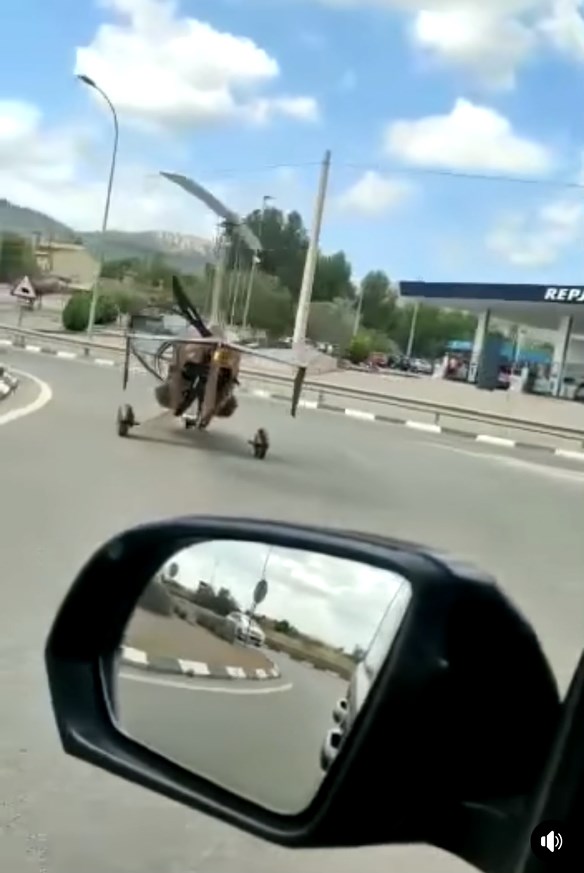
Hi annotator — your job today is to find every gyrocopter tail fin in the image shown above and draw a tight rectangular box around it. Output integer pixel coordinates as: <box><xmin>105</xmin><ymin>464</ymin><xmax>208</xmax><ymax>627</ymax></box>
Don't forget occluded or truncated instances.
<box><xmin>290</xmin><ymin>365</ymin><xmax>307</xmax><ymax>418</ymax></box>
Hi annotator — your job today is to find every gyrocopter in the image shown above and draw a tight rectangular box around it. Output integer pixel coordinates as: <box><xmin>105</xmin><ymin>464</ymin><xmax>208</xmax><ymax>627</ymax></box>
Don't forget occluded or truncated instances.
<box><xmin>115</xmin><ymin>275</ymin><xmax>312</xmax><ymax>460</ymax></box>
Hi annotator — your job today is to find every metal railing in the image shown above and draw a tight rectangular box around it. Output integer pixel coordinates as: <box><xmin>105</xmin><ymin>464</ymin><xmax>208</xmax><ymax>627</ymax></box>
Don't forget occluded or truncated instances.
<box><xmin>1</xmin><ymin>321</ymin><xmax>583</xmax><ymax>445</ymax></box>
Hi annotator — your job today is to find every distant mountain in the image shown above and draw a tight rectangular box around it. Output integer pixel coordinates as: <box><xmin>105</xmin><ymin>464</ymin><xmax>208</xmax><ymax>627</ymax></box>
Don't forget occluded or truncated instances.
<box><xmin>0</xmin><ymin>199</ymin><xmax>79</xmax><ymax>244</ymax></box>
<box><xmin>0</xmin><ymin>200</ymin><xmax>214</xmax><ymax>275</ymax></box>
<box><xmin>81</xmin><ymin>230</ymin><xmax>214</xmax><ymax>275</ymax></box>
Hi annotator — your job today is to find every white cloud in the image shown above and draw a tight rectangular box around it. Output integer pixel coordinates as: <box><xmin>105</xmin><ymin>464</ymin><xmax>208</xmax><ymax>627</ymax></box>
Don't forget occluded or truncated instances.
<box><xmin>411</xmin><ymin>8</ymin><xmax>536</xmax><ymax>90</ymax></box>
<box><xmin>538</xmin><ymin>0</ymin><xmax>584</xmax><ymax>61</ymax></box>
<box><xmin>337</xmin><ymin>170</ymin><xmax>412</xmax><ymax>216</ymax></box>
<box><xmin>246</xmin><ymin>96</ymin><xmax>319</xmax><ymax>125</ymax></box>
<box><xmin>74</xmin><ymin>0</ymin><xmax>318</xmax><ymax>130</ymax></box>
<box><xmin>169</xmin><ymin>539</ymin><xmax>410</xmax><ymax>649</ymax></box>
<box><xmin>384</xmin><ymin>98</ymin><xmax>552</xmax><ymax>175</ymax></box>
<box><xmin>0</xmin><ymin>100</ymin><xmax>316</xmax><ymax>234</ymax></box>
<box><xmin>486</xmin><ymin>198</ymin><xmax>584</xmax><ymax>266</ymax></box>
<box><xmin>310</xmin><ymin>1</ymin><xmax>584</xmax><ymax>89</ymax></box>
<box><xmin>0</xmin><ymin>100</ymin><xmax>216</xmax><ymax>234</ymax></box>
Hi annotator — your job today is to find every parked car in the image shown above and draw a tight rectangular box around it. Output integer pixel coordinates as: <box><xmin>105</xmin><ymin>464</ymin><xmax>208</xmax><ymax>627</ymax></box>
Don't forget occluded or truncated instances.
<box><xmin>226</xmin><ymin>612</ymin><xmax>265</xmax><ymax>647</ymax></box>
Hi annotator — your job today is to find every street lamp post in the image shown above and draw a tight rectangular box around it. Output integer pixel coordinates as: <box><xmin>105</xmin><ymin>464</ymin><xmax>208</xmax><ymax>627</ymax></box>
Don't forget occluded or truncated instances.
<box><xmin>242</xmin><ymin>194</ymin><xmax>273</xmax><ymax>330</ymax></box>
<box><xmin>77</xmin><ymin>74</ymin><xmax>119</xmax><ymax>354</ymax></box>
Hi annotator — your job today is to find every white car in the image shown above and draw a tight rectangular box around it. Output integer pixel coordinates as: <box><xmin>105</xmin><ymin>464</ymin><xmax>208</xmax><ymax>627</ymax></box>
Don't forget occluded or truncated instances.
<box><xmin>320</xmin><ymin>580</ymin><xmax>413</xmax><ymax>771</ymax></box>
<box><xmin>226</xmin><ymin>612</ymin><xmax>265</xmax><ymax>647</ymax></box>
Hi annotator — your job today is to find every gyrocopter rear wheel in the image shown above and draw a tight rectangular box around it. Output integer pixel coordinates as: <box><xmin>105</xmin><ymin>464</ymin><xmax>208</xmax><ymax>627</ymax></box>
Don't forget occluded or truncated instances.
<box><xmin>250</xmin><ymin>428</ymin><xmax>269</xmax><ymax>459</ymax></box>
<box><xmin>117</xmin><ymin>404</ymin><xmax>135</xmax><ymax>438</ymax></box>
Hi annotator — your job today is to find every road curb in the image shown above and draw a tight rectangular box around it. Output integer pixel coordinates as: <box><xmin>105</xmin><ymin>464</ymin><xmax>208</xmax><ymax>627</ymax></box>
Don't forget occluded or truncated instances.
<box><xmin>257</xmin><ymin>391</ymin><xmax>584</xmax><ymax>462</ymax></box>
<box><xmin>4</xmin><ymin>336</ymin><xmax>584</xmax><ymax>461</ymax></box>
<box><xmin>120</xmin><ymin>645</ymin><xmax>282</xmax><ymax>682</ymax></box>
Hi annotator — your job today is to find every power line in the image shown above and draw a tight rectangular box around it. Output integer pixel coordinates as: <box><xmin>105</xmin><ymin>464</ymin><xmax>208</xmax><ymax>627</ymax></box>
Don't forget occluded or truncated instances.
<box><xmin>197</xmin><ymin>159</ymin><xmax>584</xmax><ymax>192</ymax></box>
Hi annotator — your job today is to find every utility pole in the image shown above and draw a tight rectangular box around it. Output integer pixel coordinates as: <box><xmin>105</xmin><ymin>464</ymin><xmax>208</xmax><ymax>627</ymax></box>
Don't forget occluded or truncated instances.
<box><xmin>292</xmin><ymin>150</ymin><xmax>332</xmax><ymax>356</ymax></box>
<box><xmin>406</xmin><ymin>301</ymin><xmax>419</xmax><ymax>358</ymax></box>
<box><xmin>353</xmin><ymin>284</ymin><xmax>364</xmax><ymax>337</ymax></box>
<box><xmin>210</xmin><ymin>222</ymin><xmax>231</xmax><ymax>326</ymax></box>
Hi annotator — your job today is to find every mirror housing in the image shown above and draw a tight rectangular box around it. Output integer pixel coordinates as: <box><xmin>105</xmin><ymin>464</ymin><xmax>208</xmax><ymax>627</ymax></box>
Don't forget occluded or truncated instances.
<box><xmin>45</xmin><ymin>517</ymin><xmax>560</xmax><ymax>873</ymax></box>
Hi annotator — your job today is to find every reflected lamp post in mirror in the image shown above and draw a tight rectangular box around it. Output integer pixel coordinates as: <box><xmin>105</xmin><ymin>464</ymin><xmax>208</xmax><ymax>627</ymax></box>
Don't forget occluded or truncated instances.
<box><xmin>245</xmin><ymin>547</ymin><xmax>271</xmax><ymax>644</ymax></box>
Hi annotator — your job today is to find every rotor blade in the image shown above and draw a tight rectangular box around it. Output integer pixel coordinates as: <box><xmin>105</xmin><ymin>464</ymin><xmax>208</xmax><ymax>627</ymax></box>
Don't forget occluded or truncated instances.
<box><xmin>160</xmin><ymin>171</ymin><xmax>262</xmax><ymax>253</ymax></box>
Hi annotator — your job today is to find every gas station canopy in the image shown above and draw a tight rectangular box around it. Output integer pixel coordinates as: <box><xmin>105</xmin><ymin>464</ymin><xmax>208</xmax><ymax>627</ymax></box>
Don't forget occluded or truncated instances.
<box><xmin>399</xmin><ymin>281</ymin><xmax>584</xmax><ymax>333</ymax></box>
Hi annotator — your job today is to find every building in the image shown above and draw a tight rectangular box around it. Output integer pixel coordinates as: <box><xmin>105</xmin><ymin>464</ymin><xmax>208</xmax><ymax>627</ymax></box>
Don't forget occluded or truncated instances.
<box><xmin>399</xmin><ymin>280</ymin><xmax>584</xmax><ymax>398</ymax></box>
<box><xmin>33</xmin><ymin>239</ymin><xmax>100</xmax><ymax>290</ymax></box>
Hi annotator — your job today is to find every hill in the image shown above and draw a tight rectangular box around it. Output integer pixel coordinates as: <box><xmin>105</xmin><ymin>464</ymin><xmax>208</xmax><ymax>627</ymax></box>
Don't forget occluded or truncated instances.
<box><xmin>0</xmin><ymin>199</ymin><xmax>80</xmax><ymax>243</ymax></box>
<box><xmin>0</xmin><ymin>200</ymin><xmax>214</xmax><ymax>275</ymax></box>
<box><xmin>81</xmin><ymin>230</ymin><xmax>213</xmax><ymax>275</ymax></box>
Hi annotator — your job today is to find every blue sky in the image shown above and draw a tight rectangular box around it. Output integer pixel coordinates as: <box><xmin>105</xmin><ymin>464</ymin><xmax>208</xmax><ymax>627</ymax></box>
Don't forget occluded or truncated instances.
<box><xmin>2</xmin><ymin>0</ymin><xmax>584</xmax><ymax>286</ymax></box>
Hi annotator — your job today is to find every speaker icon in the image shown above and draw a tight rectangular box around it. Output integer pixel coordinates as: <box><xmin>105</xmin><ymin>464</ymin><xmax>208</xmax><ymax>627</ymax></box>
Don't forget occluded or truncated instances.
<box><xmin>541</xmin><ymin>830</ymin><xmax>563</xmax><ymax>853</ymax></box>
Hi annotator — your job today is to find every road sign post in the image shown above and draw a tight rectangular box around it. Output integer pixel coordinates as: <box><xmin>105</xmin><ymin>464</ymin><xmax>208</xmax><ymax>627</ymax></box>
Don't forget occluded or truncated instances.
<box><xmin>253</xmin><ymin>577</ymin><xmax>268</xmax><ymax>606</ymax></box>
<box><xmin>10</xmin><ymin>276</ymin><xmax>37</xmax><ymax>347</ymax></box>
<box><xmin>244</xmin><ymin>577</ymin><xmax>269</xmax><ymax>645</ymax></box>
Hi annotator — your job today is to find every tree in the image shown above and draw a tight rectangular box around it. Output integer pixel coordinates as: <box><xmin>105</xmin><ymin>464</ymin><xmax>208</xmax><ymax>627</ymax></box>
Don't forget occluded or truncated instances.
<box><xmin>236</xmin><ymin>207</ymin><xmax>355</xmax><ymax>303</ymax></box>
<box><xmin>307</xmin><ymin>300</ymin><xmax>354</xmax><ymax>351</ymax></box>
<box><xmin>245</xmin><ymin>273</ymin><xmax>295</xmax><ymax>338</ymax></box>
<box><xmin>313</xmin><ymin>251</ymin><xmax>355</xmax><ymax>302</ymax></box>
<box><xmin>100</xmin><ymin>257</ymin><xmax>141</xmax><ymax>280</ymax></box>
<box><xmin>359</xmin><ymin>271</ymin><xmax>400</xmax><ymax>335</ymax></box>
<box><xmin>0</xmin><ymin>233</ymin><xmax>39</xmax><ymax>283</ymax></box>
<box><xmin>392</xmin><ymin>304</ymin><xmax>477</xmax><ymax>359</ymax></box>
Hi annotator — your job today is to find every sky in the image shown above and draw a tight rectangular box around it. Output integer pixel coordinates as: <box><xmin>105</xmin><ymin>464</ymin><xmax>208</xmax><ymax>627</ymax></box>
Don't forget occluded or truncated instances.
<box><xmin>162</xmin><ymin>539</ymin><xmax>410</xmax><ymax>650</ymax></box>
<box><xmin>3</xmin><ymin>0</ymin><xmax>584</xmax><ymax>284</ymax></box>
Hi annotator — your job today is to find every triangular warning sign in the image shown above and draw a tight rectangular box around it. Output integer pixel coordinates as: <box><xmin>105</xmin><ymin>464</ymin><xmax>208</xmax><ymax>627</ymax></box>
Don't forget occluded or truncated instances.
<box><xmin>10</xmin><ymin>276</ymin><xmax>37</xmax><ymax>301</ymax></box>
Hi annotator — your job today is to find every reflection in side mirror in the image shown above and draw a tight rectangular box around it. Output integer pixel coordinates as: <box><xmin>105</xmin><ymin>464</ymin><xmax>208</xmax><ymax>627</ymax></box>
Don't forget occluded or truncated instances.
<box><xmin>332</xmin><ymin>697</ymin><xmax>347</xmax><ymax>725</ymax></box>
<box><xmin>115</xmin><ymin>539</ymin><xmax>412</xmax><ymax>814</ymax></box>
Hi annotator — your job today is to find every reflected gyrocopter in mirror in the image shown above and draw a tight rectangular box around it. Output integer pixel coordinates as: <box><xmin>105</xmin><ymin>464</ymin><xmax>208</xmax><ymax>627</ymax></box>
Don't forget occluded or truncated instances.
<box><xmin>115</xmin><ymin>539</ymin><xmax>412</xmax><ymax>813</ymax></box>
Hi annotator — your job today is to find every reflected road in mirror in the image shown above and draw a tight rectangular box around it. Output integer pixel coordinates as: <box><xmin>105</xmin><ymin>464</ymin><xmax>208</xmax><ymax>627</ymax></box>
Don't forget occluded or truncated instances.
<box><xmin>115</xmin><ymin>540</ymin><xmax>412</xmax><ymax>813</ymax></box>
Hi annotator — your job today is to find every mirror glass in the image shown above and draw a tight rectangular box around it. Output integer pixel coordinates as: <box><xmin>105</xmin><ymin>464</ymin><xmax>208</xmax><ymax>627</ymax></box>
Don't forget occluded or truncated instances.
<box><xmin>115</xmin><ymin>539</ymin><xmax>412</xmax><ymax>813</ymax></box>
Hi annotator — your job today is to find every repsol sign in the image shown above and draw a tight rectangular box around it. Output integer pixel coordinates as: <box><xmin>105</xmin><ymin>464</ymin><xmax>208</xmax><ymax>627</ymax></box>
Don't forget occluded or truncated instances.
<box><xmin>544</xmin><ymin>287</ymin><xmax>584</xmax><ymax>302</ymax></box>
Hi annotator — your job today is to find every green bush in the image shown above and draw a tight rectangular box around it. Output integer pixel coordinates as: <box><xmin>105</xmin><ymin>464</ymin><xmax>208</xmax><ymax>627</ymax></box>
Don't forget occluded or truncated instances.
<box><xmin>195</xmin><ymin>609</ymin><xmax>236</xmax><ymax>642</ymax></box>
<box><xmin>62</xmin><ymin>293</ymin><xmax>89</xmax><ymax>332</ymax></box>
<box><xmin>347</xmin><ymin>333</ymin><xmax>372</xmax><ymax>365</ymax></box>
<box><xmin>138</xmin><ymin>580</ymin><xmax>173</xmax><ymax>616</ymax></box>
<box><xmin>111</xmin><ymin>288</ymin><xmax>149</xmax><ymax>316</ymax></box>
<box><xmin>96</xmin><ymin>292</ymin><xmax>119</xmax><ymax>325</ymax></box>
<box><xmin>62</xmin><ymin>291</ymin><xmax>120</xmax><ymax>332</ymax></box>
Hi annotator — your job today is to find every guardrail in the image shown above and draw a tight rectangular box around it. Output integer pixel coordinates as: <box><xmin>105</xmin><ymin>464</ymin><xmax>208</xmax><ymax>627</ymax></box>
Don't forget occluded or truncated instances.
<box><xmin>1</xmin><ymin>321</ymin><xmax>583</xmax><ymax>445</ymax></box>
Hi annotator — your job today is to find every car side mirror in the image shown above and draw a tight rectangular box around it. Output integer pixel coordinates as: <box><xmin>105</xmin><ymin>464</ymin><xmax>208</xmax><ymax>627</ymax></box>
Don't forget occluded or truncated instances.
<box><xmin>45</xmin><ymin>517</ymin><xmax>560</xmax><ymax>873</ymax></box>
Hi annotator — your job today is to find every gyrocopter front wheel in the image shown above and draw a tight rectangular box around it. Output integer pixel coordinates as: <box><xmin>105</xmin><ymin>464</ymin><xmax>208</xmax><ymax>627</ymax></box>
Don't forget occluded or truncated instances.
<box><xmin>117</xmin><ymin>404</ymin><xmax>135</xmax><ymax>438</ymax></box>
<box><xmin>250</xmin><ymin>428</ymin><xmax>269</xmax><ymax>459</ymax></box>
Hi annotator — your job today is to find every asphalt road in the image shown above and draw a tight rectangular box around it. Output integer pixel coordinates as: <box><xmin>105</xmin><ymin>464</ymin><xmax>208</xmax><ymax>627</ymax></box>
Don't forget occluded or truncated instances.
<box><xmin>118</xmin><ymin>651</ymin><xmax>345</xmax><ymax>814</ymax></box>
<box><xmin>1</xmin><ymin>347</ymin><xmax>584</xmax><ymax>873</ymax></box>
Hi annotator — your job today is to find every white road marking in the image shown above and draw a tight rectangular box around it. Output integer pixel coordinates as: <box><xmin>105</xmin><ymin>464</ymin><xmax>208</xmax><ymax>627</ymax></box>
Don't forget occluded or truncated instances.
<box><xmin>122</xmin><ymin>646</ymin><xmax>149</xmax><ymax>666</ymax></box>
<box><xmin>345</xmin><ymin>408</ymin><xmax>376</xmax><ymax>421</ymax></box>
<box><xmin>405</xmin><ymin>420</ymin><xmax>441</xmax><ymax>433</ymax></box>
<box><xmin>555</xmin><ymin>449</ymin><xmax>584</xmax><ymax>462</ymax></box>
<box><xmin>178</xmin><ymin>658</ymin><xmax>210</xmax><ymax>676</ymax></box>
<box><xmin>428</xmin><ymin>441</ymin><xmax>584</xmax><ymax>484</ymax></box>
<box><xmin>120</xmin><ymin>670</ymin><xmax>293</xmax><ymax>696</ymax></box>
<box><xmin>0</xmin><ymin>370</ymin><xmax>52</xmax><ymax>428</ymax></box>
<box><xmin>475</xmin><ymin>434</ymin><xmax>516</xmax><ymax>448</ymax></box>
